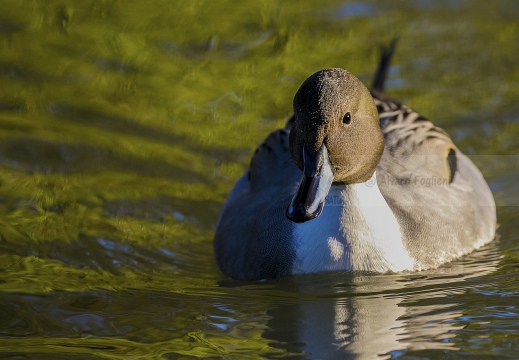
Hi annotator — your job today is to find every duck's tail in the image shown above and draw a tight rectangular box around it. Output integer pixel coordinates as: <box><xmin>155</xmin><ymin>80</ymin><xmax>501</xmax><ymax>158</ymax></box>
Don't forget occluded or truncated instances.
<box><xmin>371</xmin><ymin>38</ymin><xmax>398</xmax><ymax>95</ymax></box>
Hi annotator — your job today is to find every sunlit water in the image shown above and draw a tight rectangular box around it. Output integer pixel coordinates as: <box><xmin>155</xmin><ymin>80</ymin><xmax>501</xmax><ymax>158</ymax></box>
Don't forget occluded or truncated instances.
<box><xmin>0</xmin><ymin>1</ymin><xmax>518</xmax><ymax>359</ymax></box>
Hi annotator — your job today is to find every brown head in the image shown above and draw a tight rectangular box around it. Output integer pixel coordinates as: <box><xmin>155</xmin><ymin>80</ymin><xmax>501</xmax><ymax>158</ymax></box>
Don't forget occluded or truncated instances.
<box><xmin>286</xmin><ymin>68</ymin><xmax>384</xmax><ymax>223</ymax></box>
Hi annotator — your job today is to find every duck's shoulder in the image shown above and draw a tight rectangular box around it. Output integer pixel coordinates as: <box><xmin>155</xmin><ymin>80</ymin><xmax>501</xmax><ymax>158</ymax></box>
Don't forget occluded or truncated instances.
<box><xmin>373</xmin><ymin>95</ymin><xmax>454</xmax><ymax>154</ymax></box>
<box><xmin>248</xmin><ymin>125</ymin><xmax>299</xmax><ymax>192</ymax></box>
<box><xmin>373</xmin><ymin>94</ymin><xmax>457</xmax><ymax>183</ymax></box>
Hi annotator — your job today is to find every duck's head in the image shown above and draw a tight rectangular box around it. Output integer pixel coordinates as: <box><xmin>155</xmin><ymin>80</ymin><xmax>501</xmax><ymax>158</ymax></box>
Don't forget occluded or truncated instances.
<box><xmin>286</xmin><ymin>68</ymin><xmax>384</xmax><ymax>223</ymax></box>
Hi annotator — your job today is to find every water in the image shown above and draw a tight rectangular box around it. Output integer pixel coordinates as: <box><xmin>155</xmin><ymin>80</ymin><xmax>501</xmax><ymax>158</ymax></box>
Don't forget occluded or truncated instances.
<box><xmin>0</xmin><ymin>0</ymin><xmax>518</xmax><ymax>358</ymax></box>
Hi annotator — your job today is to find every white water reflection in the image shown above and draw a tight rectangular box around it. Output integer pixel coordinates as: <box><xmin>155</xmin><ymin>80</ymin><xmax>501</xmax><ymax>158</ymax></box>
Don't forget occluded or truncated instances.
<box><xmin>257</xmin><ymin>239</ymin><xmax>501</xmax><ymax>359</ymax></box>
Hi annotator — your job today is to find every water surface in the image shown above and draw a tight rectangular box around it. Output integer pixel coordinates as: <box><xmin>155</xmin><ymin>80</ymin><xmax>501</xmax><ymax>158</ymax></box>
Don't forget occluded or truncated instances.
<box><xmin>0</xmin><ymin>1</ymin><xmax>518</xmax><ymax>359</ymax></box>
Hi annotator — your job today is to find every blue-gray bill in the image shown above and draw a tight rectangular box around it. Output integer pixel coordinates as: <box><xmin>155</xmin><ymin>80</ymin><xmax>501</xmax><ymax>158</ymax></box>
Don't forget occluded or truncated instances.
<box><xmin>286</xmin><ymin>144</ymin><xmax>334</xmax><ymax>223</ymax></box>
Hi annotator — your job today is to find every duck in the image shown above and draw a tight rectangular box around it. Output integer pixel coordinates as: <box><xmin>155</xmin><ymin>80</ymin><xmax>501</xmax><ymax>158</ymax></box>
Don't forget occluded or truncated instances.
<box><xmin>214</xmin><ymin>40</ymin><xmax>496</xmax><ymax>281</ymax></box>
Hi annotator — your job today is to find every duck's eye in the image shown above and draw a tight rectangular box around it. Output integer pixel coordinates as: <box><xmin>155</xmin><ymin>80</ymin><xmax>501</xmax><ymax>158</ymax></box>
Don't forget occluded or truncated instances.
<box><xmin>342</xmin><ymin>112</ymin><xmax>351</xmax><ymax>125</ymax></box>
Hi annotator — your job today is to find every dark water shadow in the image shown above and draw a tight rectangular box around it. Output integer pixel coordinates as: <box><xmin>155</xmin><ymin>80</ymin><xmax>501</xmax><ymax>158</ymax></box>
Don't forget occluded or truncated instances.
<box><xmin>48</xmin><ymin>103</ymin><xmax>249</xmax><ymax>165</ymax></box>
<box><xmin>104</xmin><ymin>196</ymin><xmax>220</xmax><ymax>229</ymax></box>
<box><xmin>0</xmin><ymin>137</ymin><xmax>207</xmax><ymax>183</ymax></box>
<box><xmin>0</xmin><ymin>21</ymin><xmax>22</xmax><ymax>35</ymax></box>
<box><xmin>49</xmin><ymin>104</ymin><xmax>186</xmax><ymax>149</ymax></box>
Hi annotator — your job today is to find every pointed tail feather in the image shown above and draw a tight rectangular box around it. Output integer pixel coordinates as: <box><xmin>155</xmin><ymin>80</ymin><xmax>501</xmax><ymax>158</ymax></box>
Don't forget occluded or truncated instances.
<box><xmin>371</xmin><ymin>38</ymin><xmax>399</xmax><ymax>94</ymax></box>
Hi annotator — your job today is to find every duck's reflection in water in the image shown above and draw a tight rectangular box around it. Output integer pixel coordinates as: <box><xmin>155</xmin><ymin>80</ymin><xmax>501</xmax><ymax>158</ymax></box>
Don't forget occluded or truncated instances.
<box><xmin>263</xmin><ymin>242</ymin><xmax>500</xmax><ymax>359</ymax></box>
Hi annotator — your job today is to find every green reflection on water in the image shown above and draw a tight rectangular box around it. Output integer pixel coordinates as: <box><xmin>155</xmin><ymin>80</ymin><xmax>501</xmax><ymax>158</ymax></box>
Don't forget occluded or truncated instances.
<box><xmin>0</xmin><ymin>0</ymin><xmax>518</xmax><ymax>358</ymax></box>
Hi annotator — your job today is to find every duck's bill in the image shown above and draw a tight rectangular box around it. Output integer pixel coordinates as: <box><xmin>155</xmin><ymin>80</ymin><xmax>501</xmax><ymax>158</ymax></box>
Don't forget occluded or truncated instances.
<box><xmin>286</xmin><ymin>144</ymin><xmax>334</xmax><ymax>223</ymax></box>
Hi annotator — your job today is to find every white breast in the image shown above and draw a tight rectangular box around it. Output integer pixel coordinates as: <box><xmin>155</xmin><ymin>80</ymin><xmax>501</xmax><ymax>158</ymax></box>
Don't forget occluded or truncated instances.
<box><xmin>291</xmin><ymin>173</ymin><xmax>415</xmax><ymax>274</ymax></box>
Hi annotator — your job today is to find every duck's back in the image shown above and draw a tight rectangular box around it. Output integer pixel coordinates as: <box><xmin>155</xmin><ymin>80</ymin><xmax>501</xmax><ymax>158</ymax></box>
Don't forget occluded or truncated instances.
<box><xmin>374</xmin><ymin>96</ymin><xmax>496</xmax><ymax>270</ymax></box>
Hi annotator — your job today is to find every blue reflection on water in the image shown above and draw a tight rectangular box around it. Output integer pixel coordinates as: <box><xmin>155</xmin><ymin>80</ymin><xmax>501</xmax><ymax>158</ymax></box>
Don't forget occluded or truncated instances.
<box><xmin>337</xmin><ymin>2</ymin><xmax>375</xmax><ymax>18</ymax></box>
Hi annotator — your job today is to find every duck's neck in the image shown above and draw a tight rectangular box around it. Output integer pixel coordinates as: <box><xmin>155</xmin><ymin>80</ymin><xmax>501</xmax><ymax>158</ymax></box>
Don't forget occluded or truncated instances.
<box><xmin>292</xmin><ymin>172</ymin><xmax>415</xmax><ymax>274</ymax></box>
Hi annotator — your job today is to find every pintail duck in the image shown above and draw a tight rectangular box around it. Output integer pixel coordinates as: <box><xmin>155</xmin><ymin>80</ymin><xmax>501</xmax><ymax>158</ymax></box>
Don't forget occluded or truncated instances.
<box><xmin>214</xmin><ymin>41</ymin><xmax>496</xmax><ymax>280</ymax></box>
